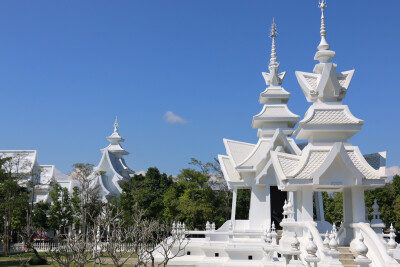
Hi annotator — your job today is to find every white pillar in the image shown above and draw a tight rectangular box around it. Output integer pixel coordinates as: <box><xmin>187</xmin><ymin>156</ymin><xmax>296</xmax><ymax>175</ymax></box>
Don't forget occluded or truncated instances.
<box><xmin>249</xmin><ymin>185</ymin><xmax>267</xmax><ymax>229</ymax></box>
<box><xmin>343</xmin><ymin>188</ymin><xmax>354</xmax><ymax>245</ymax></box>
<box><xmin>314</xmin><ymin>192</ymin><xmax>325</xmax><ymax>221</ymax></box>
<box><xmin>302</xmin><ymin>187</ymin><xmax>314</xmax><ymax>222</ymax></box>
<box><xmin>352</xmin><ymin>187</ymin><xmax>366</xmax><ymax>223</ymax></box>
<box><xmin>266</xmin><ymin>185</ymin><xmax>271</xmax><ymax>226</ymax></box>
<box><xmin>296</xmin><ymin>190</ymin><xmax>303</xmax><ymax>221</ymax></box>
<box><xmin>231</xmin><ymin>187</ymin><xmax>237</xmax><ymax>224</ymax></box>
<box><xmin>343</xmin><ymin>188</ymin><xmax>353</xmax><ymax>223</ymax></box>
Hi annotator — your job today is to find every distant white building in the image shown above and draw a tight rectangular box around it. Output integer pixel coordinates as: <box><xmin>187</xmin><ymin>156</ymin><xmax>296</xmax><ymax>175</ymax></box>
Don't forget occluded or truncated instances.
<box><xmin>0</xmin><ymin>118</ymin><xmax>134</xmax><ymax>204</ymax></box>
<box><xmin>90</xmin><ymin>118</ymin><xmax>135</xmax><ymax>202</ymax></box>
<box><xmin>0</xmin><ymin>150</ymin><xmax>56</xmax><ymax>204</ymax></box>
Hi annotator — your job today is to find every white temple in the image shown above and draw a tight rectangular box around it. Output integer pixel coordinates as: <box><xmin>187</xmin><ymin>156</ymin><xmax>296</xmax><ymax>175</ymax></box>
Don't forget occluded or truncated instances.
<box><xmin>90</xmin><ymin>117</ymin><xmax>135</xmax><ymax>202</ymax></box>
<box><xmin>160</xmin><ymin>1</ymin><xmax>400</xmax><ymax>266</ymax></box>
<box><xmin>0</xmin><ymin>150</ymin><xmax>56</xmax><ymax>204</ymax></box>
<box><xmin>0</xmin><ymin>118</ymin><xmax>134</xmax><ymax>204</ymax></box>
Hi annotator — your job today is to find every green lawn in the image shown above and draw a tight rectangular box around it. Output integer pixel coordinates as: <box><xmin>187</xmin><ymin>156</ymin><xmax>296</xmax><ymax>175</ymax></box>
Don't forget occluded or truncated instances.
<box><xmin>0</xmin><ymin>252</ymin><xmax>133</xmax><ymax>266</ymax></box>
<box><xmin>0</xmin><ymin>263</ymin><xmax>129</xmax><ymax>267</ymax></box>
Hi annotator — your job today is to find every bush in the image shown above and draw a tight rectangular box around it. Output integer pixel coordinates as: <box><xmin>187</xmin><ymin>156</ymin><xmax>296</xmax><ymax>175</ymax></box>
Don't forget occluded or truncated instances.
<box><xmin>28</xmin><ymin>256</ymin><xmax>48</xmax><ymax>265</ymax></box>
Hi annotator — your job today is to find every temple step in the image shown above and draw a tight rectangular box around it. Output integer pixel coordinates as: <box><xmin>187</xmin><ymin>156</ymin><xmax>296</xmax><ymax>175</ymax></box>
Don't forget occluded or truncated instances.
<box><xmin>338</xmin><ymin>246</ymin><xmax>357</xmax><ymax>267</ymax></box>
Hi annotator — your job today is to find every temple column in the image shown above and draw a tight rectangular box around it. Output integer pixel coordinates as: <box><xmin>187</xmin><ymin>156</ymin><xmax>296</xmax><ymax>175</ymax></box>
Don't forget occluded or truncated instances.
<box><xmin>293</xmin><ymin>191</ymin><xmax>298</xmax><ymax>220</ymax></box>
<box><xmin>296</xmin><ymin>190</ymin><xmax>303</xmax><ymax>221</ymax></box>
<box><xmin>352</xmin><ymin>187</ymin><xmax>365</xmax><ymax>223</ymax></box>
<box><xmin>249</xmin><ymin>185</ymin><xmax>267</xmax><ymax>229</ymax></box>
<box><xmin>314</xmin><ymin>192</ymin><xmax>325</xmax><ymax>221</ymax></box>
<box><xmin>231</xmin><ymin>187</ymin><xmax>238</xmax><ymax>225</ymax></box>
<box><xmin>266</xmin><ymin>185</ymin><xmax>271</xmax><ymax>228</ymax></box>
<box><xmin>301</xmin><ymin>187</ymin><xmax>314</xmax><ymax>221</ymax></box>
<box><xmin>343</xmin><ymin>188</ymin><xmax>354</xmax><ymax>245</ymax></box>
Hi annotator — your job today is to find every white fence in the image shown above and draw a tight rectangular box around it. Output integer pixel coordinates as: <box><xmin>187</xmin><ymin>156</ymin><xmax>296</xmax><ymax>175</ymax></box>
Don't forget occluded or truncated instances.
<box><xmin>32</xmin><ymin>241</ymin><xmax>137</xmax><ymax>252</ymax></box>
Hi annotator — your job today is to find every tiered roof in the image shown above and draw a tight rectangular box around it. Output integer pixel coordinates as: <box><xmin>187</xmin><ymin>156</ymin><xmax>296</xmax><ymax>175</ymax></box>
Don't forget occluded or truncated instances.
<box><xmin>271</xmin><ymin>1</ymin><xmax>386</xmax><ymax>188</ymax></box>
<box><xmin>294</xmin><ymin>2</ymin><xmax>362</xmax><ymax>143</ymax></box>
<box><xmin>92</xmin><ymin>118</ymin><xmax>134</xmax><ymax>201</ymax></box>
<box><xmin>252</xmin><ymin>19</ymin><xmax>300</xmax><ymax>138</ymax></box>
<box><xmin>219</xmin><ymin>20</ymin><xmax>301</xmax><ymax>185</ymax></box>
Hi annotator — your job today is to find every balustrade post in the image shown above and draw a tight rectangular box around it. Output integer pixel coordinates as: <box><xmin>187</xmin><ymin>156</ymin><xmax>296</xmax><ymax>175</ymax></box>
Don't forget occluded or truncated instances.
<box><xmin>354</xmin><ymin>233</ymin><xmax>372</xmax><ymax>267</ymax></box>
<box><xmin>305</xmin><ymin>231</ymin><xmax>319</xmax><ymax>267</ymax></box>
<box><xmin>388</xmin><ymin>223</ymin><xmax>398</xmax><ymax>256</ymax></box>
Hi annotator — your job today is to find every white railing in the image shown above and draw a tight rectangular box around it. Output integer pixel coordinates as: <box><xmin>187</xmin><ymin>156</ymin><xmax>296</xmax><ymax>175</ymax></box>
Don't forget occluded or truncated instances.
<box><xmin>0</xmin><ymin>243</ymin><xmax>24</xmax><ymax>255</ymax></box>
<box><xmin>302</xmin><ymin>221</ymin><xmax>329</xmax><ymax>264</ymax></box>
<box><xmin>32</xmin><ymin>241</ymin><xmax>137</xmax><ymax>252</ymax></box>
<box><xmin>351</xmin><ymin>222</ymin><xmax>400</xmax><ymax>267</ymax></box>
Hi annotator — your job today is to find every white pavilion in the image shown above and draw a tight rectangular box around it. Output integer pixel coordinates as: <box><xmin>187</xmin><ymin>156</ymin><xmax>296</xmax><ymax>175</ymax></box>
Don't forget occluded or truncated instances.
<box><xmin>161</xmin><ymin>1</ymin><xmax>400</xmax><ymax>266</ymax></box>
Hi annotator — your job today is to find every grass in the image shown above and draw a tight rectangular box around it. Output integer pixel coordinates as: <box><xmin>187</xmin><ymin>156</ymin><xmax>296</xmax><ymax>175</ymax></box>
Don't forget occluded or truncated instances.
<box><xmin>0</xmin><ymin>252</ymin><xmax>47</xmax><ymax>260</ymax></box>
<box><xmin>0</xmin><ymin>252</ymin><xmax>134</xmax><ymax>266</ymax></box>
<box><xmin>0</xmin><ymin>264</ymin><xmax>130</xmax><ymax>267</ymax></box>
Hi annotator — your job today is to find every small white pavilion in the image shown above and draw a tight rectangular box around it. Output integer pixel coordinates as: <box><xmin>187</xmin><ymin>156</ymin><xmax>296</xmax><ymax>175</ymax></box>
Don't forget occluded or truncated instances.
<box><xmin>161</xmin><ymin>1</ymin><xmax>400</xmax><ymax>266</ymax></box>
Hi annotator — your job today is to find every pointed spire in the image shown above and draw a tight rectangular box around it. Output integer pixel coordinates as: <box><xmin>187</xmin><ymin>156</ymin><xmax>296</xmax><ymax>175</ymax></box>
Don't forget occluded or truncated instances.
<box><xmin>266</xmin><ymin>18</ymin><xmax>281</xmax><ymax>86</ymax></box>
<box><xmin>103</xmin><ymin>117</ymin><xmax>128</xmax><ymax>155</ymax></box>
<box><xmin>318</xmin><ymin>0</ymin><xmax>330</xmax><ymax>51</ymax></box>
<box><xmin>269</xmin><ymin>18</ymin><xmax>279</xmax><ymax>72</ymax></box>
<box><xmin>113</xmin><ymin>116</ymin><xmax>119</xmax><ymax>133</ymax></box>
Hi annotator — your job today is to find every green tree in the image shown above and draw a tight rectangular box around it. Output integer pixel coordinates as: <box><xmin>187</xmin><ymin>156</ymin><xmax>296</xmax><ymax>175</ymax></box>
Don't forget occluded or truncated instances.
<box><xmin>163</xmin><ymin>167</ymin><xmax>216</xmax><ymax>229</ymax></box>
<box><xmin>48</xmin><ymin>183</ymin><xmax>73</xmax><ymax>234</ymax></box>
<box><xmin>0</xmin><ymin>156</ymin><xmax>29</xmax><ymax>256</ymax></box>
<box><xmin>32</xmin><ymin>201</ymin><xmax>50</xmax><ymax>229</ymax></box>
<box><xmin>120</xmin><ymin>167</ymin><xmax>172</xmax><ymax>221</ymax></box>
<box><xmin>322</xmin><ymin>192</ymin><xmax>343</xmax><ymax>224</ymax></box>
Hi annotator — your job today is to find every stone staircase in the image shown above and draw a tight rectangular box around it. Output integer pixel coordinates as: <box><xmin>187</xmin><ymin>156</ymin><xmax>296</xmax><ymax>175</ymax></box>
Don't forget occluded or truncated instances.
<box><xmin>338</xmin><ymin>246</ymin><xmax>357</xmax><ymax>267</ymax></box>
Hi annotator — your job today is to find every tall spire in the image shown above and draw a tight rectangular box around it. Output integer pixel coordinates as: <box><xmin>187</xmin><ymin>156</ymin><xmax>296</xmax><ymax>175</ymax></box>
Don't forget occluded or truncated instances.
<box><xmin>104</xmin><ymin>117</ymin><xmax>129</xmax><ymax>155</ymax></box>
<box><xmin>295</xmin><ymin>1</ymin><xmax>360</xmax><ymax>142</ymax></box>
<box><xmin>264</xmin><ymin>18</ymin><xmax>283</xmax><ymax>86</ymax></box>
<box><xmin>113</xmin><ymin>116</ymin><xmax>119</xmax><ymax>133</ymax></box>
<box><xmin>253</xmin><ymin>18</ymin><xmax>299</xmax><ymax>138</ymax></box>
<box><xmin>318</xmin><ymin>0</ymin><xmax>329</xmax><ymax>51</ymax></box>
<box><xmin>269</xmin><ymin>18</ymin><xmax>279</xmax><ymax>72</ymax></box>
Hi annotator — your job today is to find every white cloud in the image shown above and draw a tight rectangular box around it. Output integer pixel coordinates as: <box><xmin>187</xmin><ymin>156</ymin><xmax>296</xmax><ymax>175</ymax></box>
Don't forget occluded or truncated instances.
<box><xmin>386</xmin><ymin>166</ymin><xmax>400</xmax><ymax>181</ymax></box>
<box><xmin>164</xmin><ymin>111</ymin><xmax>187</xmax><ymax>124</ymax></box>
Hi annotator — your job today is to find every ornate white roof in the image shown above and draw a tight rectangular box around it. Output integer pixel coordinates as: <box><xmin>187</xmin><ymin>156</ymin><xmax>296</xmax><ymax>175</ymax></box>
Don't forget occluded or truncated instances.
<box><xmin>223</xmin><ymin>139</ymin><xmax>256</xmax><ymax>167</ymax></box>
<box><xmin>0</xmin><ymin>150</ymin><xmax>37</xmax><ymax>174</ymax></box>
<box><xmin>252</xmin><ymin>105</ymin><xmax>299</xmax><ymax>129</ymax></box>
<box><xmin>271</xmin><ymin>143</ymin><xmax>385</xmax><ymax>187</ymax></box>
<box><xmin>293</xmin><ymin>5</ymin><xmax>362</xmax><ymax>144</ymax></box>
<box><xmin>220</xmin><ymin>129</ymin><xmax>301</xmax><ymax>187</ymax></box>
<box><xmin>92</xmin><ymin>118</ymin><xmax>134</xmax><ymax>201</ymax></box>
<box><xmin>259</xmin><ymin>86</ymin><xmax>290</xmax><ymax>104</ymax></box>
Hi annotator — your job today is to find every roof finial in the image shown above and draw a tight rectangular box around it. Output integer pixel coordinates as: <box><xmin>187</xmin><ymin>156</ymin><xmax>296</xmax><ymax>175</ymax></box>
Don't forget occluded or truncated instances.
<box><xmin>265</xmin><ymin>18</ymin><xmax>282</xmax><ymax>86</ymax></box>
<box><xmin>318</xmin><ymin>0</ymin><xmax>330</xmax><ymax>51</ymax></box>
<box><xmin>113</xmin><ymin>116</ymin><xmax>119</xmax><ymax>133</ymax></box>
<box><xmin>269</xmin><ymin>18</ymin><xmax>279</xmax><ymax>72</ymax></box>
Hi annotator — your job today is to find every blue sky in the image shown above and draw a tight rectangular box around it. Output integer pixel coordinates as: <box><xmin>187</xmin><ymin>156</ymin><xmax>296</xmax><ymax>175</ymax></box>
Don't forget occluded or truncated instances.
<box><xmin>1</xmin><ymin>0</ymin><xmax>399</xmax><ymax>175</ymax></box>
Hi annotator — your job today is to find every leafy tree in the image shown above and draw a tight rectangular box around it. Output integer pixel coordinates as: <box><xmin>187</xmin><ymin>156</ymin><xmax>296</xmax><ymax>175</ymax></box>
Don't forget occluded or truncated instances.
<box><xmin>322</xmin><ymin>192</ymin><xmax>343</xmax><ymax>224</ymax></box>
<box><xmin>48</xmin><ymin>183</ymin><xmax>73</xmax><ymax>234</ymax></box>
<box><xmin>120</xmin><ymin>167</ymin><xmax>172</xmax><ymax>222</ymax></box>
<box><xmin>235</xmin><ymin>189</ymin><xmax>251</xmax><ymax>220</ymax></box>
<box><xmin>0</xmin><ymin>155</ymin><xmax>29</xmax><ymax>256</ymax></box>
<box><xmin>70</xmin><ymin>163</ymin><xmax>102</xmax><ymax>236</ymax></box>
<box><xmin>393</xmin><ymin>174</ymin><xmax>400</xmax><ymax>196</ymax></box>
<box><xmin>32</xmin><ymin>201</ymin><xmax>50</xmax><ymax>230</ymax></box>
<box><xmin>163</xmin><ymin>166</ymin><xmax>217</xmax><ymax>229</ymax></box>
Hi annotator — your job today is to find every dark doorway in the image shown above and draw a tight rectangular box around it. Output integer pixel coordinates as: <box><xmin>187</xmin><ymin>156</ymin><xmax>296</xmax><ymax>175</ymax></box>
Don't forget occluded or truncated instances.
<box><xmin>270</xmin><ymin>186</ymin><xmax>287</xmax><ymax>229</ymax></box>
<box><xmin>235</xmin><ymin>188</ymin><xmax>251</xmax><ymax>220</ymax></box>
